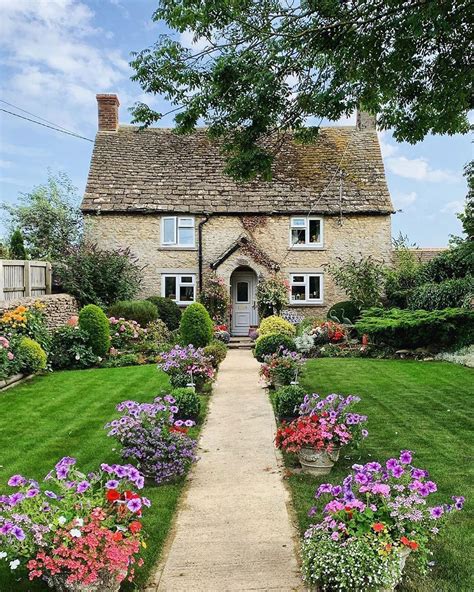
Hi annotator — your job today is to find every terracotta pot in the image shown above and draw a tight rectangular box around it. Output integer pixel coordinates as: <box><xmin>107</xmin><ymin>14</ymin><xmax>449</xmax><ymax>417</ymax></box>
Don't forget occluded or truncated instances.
<box><xmin>45</xmin><ymin>570</ymin><xmax>124</xmax><ymax>592</ymax></box>
<box><xmin>298</xmin><ymin>447</ymin><xmax>340</xmax><ymax>475</ymax></box>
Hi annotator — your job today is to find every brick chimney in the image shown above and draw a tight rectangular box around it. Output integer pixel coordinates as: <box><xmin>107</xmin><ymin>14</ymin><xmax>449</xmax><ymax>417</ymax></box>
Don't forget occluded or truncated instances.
<box><xmin>356</xmin><ymin>109</ymin><xmax>376</xmax><ymax>131</ymax></box>
<box><xmin>96</xmin><ymin>94</ymin><xmax>120</xmax><ymax>131</ymax></box>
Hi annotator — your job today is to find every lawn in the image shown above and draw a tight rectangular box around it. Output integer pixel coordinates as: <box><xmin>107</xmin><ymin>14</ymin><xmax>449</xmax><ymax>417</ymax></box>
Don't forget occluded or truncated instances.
<box><xmin>276</xmin><ymin>358</ymin><xmax>474</xmax><ymax>592</ymax></box>
<box><xmin>0</xmin><ymin>365</ymin><xmax>208</xmax><ymax>591</ymax></box>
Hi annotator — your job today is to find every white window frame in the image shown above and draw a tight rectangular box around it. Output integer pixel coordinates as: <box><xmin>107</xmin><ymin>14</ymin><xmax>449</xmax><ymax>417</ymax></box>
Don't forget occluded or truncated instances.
<box><xmin>289</xmin><ymin>273</ymin><xmax>324</xmax><ymax>305</ymax></box>
<box><xmin>289</xmin><ymin>216</ymin><xmax>324</xmax><ymax>249</ymax></box>
<box><xmin>161</xmin><ymin>273</ymin><xmax>196</xmax><ymax>305</ymax></box>
<box><xmin>161</xmin><ymin>216</ymin><xmax>195</xmax><ymax>248</ymax></box>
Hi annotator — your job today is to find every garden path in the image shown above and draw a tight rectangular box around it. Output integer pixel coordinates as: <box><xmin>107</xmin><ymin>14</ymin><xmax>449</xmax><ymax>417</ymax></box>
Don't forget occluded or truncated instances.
<box><xmin>147</xmin><ymin>349</ymin><xmax>302</xmax><ymax>591</ymax></box>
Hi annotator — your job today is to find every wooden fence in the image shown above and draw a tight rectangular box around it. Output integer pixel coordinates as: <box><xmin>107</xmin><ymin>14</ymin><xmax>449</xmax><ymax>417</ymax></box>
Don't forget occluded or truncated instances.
<box><xmin>0</xmin><ymin>260</ymin><xmax>52</xmax><ymax>301</ymax></box>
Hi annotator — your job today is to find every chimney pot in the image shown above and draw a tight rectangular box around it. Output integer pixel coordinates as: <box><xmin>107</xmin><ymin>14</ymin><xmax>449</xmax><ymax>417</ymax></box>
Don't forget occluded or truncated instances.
<box><xmin>96</xmin><ymin>94</ymin><xmax>120</xmax><ymax>131</ymax></box>
<box><xmin>356</xmin><ymin>109</ymin><xmax>376</xmax><ymax>131</ymax></box>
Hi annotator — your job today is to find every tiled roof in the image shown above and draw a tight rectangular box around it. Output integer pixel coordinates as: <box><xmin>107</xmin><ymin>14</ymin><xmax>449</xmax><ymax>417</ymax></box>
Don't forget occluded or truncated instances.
<box><xmin>81</xmin><ymin>126</ymin><xmax>393</xmax><ymax>215</ymax></box>
<box><xmin>408</xmin><ymin>248</ymin><xmax>447</xmax><ymax>263</ymax></box>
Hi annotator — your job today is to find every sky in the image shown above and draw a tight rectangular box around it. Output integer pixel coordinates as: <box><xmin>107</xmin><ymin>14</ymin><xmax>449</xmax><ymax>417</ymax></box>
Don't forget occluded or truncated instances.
<box><xmin>0</xmin><ymin>0</ymin><xmax>472</xmax><ymax>247</ymax></box>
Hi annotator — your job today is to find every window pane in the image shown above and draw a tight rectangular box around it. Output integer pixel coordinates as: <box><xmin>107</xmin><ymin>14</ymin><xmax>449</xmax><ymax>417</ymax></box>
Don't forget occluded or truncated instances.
<box><xmin>180</xmin><ymin>276</ymin><xmax>194</xmax><ymax>283</ymax></box>
<box><xmin>308</xmin><ymin>276</ymin><xmax>321</xmax><ymax>299</ymax></box>
<box><xmin>164</xmin><ymin>276</ymin><xmax>176</xmax><ymax>299</ymax></box>
<box><xmin>291</xmin><ymin>218</ymin><xmax>306</xmax><ymax>227</ymax></box>
<box><xmin>178</xmin><ymin>217</ymin><xmax>194</xmax><ymax>227</ymax></box>
<box><xmin>179</xmin><ymin>285</ymin><xmax>194</xmax><ymax>302</ymax></box>
<box><xmin>163</xmin><ymin>218</ymin><xmax>175</xmax><ymax>243</ymax></box>
<box><xmin>292</xmin><ymin>275</ymin><xmax>305</xmax><ymax>283</ymax></box>
<box><xmin>291</xmin><ymin>229</ymin><xmax>306</xmax><ymax>245</ymax></box>
<box><xmin>309</xmin><ymin>219</ymin><xmax>321</xmax><ymax>244</ymax></box>
<box><xmin>178</xmin><ymin>226</ymin><xmax>194</xmax><ymax>245</ymax></box>
<box><xmin>291</xmin><ymin>285</ymin><xmax>306</xmax><ymax>301</ymax></box>
<box><xmin>236</xmin><ymin>281</ymin><xmax>249</xmax><ymax>302</ymax></box>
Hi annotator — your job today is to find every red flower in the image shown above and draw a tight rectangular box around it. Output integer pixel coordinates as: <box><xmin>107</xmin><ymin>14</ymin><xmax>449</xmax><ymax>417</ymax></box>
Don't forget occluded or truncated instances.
<box><xmin>112</xmin><ymin>531</ymin><xmax>123</xmax><ymax>542</ymax></box>
<box><xmin>124</xmin><ymin>490</ymin><xmax>139</xmax><ymax>500</ymax></box>
<box><xmin>129</xmin><ymin>521</ymin><xmax>142</xmax><ymax>534</ymax></box>
<box><xmin>372</xmin><ymin>522</ymin><xmax>385</xmax><ymax>533</ymax></box>
<box><xmin>106</xmin><ymin>489</ymin><xmax>121</xmax><ymax>502</ymax></box>
<box><xmin>400</xmin><ymin>536</ymin><xmax>410</xmax><ymax>546</ymax></box>
<box><xmin>409</xmin><ymin>540</ymin><xmax>419</xmax><ymax>550</ymax></box>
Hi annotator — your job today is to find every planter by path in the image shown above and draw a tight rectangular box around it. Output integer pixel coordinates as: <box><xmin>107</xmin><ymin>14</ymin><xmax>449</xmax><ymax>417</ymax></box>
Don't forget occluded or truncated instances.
<box><xmin>45</xmin><ymin>570</ymin><xmax>125</xmax><ymax>592</ymax></box>
<box><xmin>298</xmin><ymin>447</ymin><xmax>340</xmax><ymax>475</ymax></box>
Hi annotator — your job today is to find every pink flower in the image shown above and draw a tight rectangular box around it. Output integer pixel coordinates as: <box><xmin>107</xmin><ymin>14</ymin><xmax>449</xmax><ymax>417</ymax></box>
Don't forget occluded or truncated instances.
<box><xmin>7</xmin><ymin>352</ymin><xmax>14</xmax><ymax>360</ymax></box>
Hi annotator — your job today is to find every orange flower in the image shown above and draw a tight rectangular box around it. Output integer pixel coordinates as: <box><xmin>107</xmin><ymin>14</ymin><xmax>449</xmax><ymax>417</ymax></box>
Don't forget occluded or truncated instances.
<box><xmin>112</xmin><ymin>531</ymin><xmax>123</xmax><ymax>542</ymax></box>
<box><xmin>408</xmin><ymin>540</ymin><xmax>419</xmax><ymax>550</ymax></box>
<box><xmin>400</xmin><ymin>536</ymin><xmax>410</xmax><ymax>546</ymax></box>
<box><xmin>129</xmin><ymin>521</ymin><xmax>142</xmax><ymax>534</ymax></box>
<box><xmin>372</xmin><ymin>522</ymin><xmax>385</xmax><ymax>533</ymax></box>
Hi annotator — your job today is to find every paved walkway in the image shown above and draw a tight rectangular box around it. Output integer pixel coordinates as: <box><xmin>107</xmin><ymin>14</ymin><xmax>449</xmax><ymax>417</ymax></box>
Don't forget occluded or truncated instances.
<box><xmin>148</xmin><ymin>349</ymin><xmax>302</xmax><ymax>591</ymax></box>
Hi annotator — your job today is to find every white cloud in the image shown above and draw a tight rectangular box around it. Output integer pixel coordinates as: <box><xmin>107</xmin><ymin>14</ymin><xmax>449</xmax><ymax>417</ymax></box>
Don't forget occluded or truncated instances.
<box><xmin>378</xmin><ymin>131</ymin><xmax>398</xmax><ymax>158</ymax></box>
<box><xmin>393</xmin><ymin>191</ymin><xmax>417</xmax><ymax>209</ymax></box>
<box><xmin>385</xmin><ymin>155</ymin><xmax>459</xmax><ymax>183</ymax></box>
<box><xmin>180</xmin><ymin>29</ymin><xmax>210</xmax><ymax>53</ymax></box>
<box><xmin>441</xmin><ymin>200</ymin><xmax>464</xmax><ymax>214</ymax></box>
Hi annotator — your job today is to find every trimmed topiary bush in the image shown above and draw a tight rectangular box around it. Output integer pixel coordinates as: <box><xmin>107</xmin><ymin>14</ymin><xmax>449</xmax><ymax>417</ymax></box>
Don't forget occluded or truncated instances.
<box><xmin>108</xmin><ymin>300</ymin><xmax>158</xmax><ymax>327</ymax></box>
<box><xmin>147</xmin><ymin>296</ymin><xmax>182</xmax><ymax>330</ymax></box>
<box><xmin>275</xmin><ymin>385</ymin><xmax>307</xmax><ymax>420</ymax></box>
<box><xmin>171</xmin><ymin>387</ymin><xmax>201</xmax><ymax>420</ymax></box>
<box><xmin>78</xmin><ymin>304</ymin><xmax>110</xmax><ymax>357</ymax></box>
<box><xmin>254</xmin><ymin>333</ymin><xmax>296</xmax><ymax>362</ymax></box>
<box><xmin>16</xmin><ymin>337</ymin><xmax>47</xmax><ymax>374</ymax></box>
<box><xmin>327</xmin><ymin>301</ymin><xmax>361</xmax><ymax>324</ymax></box>
<box><xmin>180</xmin><ymin>303</ymin><xmax>214</xmax><ymax>347</ymax></box>
<box><xmin>258</xmin><ymin>315</ymin><xmax>296</xmax><ymax>337</ymax></box>
<box><xmin>204</xmin><ymin>340</ymin><xmax>228</xmax><ymax>368</ymax></box>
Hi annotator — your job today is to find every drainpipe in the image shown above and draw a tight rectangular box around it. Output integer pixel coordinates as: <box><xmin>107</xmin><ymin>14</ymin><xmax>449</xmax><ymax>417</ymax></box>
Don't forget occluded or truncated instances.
<box><xmin>198</xmin><ymin>214</ymin><xmax>211</xmax><ymax>293</ymax></box>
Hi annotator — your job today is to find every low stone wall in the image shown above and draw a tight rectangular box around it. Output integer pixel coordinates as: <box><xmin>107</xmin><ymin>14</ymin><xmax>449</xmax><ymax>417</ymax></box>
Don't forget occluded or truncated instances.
<box><xmin>0</xmin><ymin>293</ymin><xmax>78</xmax><ymax>330</ymax></box>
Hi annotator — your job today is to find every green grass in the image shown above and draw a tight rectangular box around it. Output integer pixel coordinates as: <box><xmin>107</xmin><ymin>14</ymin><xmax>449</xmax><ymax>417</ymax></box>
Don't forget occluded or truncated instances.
<box><xmin>276</xmin><ymin>358</ymin><xmax>474</xmax><ymax>592</ymax></box>
<box><xmin>0</xmin><ymin>365</ymin><xmax>209</xmax><ymax>591</ymax></box>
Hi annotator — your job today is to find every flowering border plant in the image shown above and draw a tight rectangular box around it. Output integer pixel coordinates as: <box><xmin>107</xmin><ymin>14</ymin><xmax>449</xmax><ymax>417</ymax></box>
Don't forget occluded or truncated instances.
<box><xmin>0</xmin><ymin>335</ymin><xmax>19</xmax><ymax>380</ymax></box>
<box><xmin>0</xmin><ymin>459</ymin><xmax>149</xmax><ymax>587</ymax></box>
<box><xmin>259</xmin><ymin>347</ymin><xmax>305</xmax><ymax>386</ymax></box>
<box><xmin>0</xmin><ymin>301</ymin><xmax>49</xmax><ymax>352</ymax></box>
<box><xmin>157</xmin><ymin>344</ymin><xmax>215</xmax><ymax>389</ymax></box>
<box><xmin>109</xmin><ymin>317</ymin><xmax>145</xmax><ymax>350</ymax></box>
<box><xmin>275</xmin><ymin>393</ymin><xmax>368</xmax><ymax>454</ymax></box>
<box><xmin>302</xmin><ymin>451</ymin><xmax>464</xmax><ymax>591</ymax></box>
<box><xmin>310</xmin><ymin>320</ymin><xmax>347</xmax><ymax>345</ymax></box>
<box><xmin>106</xmin><ymin>396</ymin><xmax>197</xmax><ymax>484</ymax></box>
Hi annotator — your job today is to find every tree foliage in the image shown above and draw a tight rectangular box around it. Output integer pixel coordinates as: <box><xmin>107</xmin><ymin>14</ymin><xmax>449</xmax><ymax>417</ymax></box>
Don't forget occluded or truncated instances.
<box><xmin>3</xmin><ymin>171</ymin><xmax>82</xmax><ymax>261</ymax></box>
<box><xmin>131</xmin><ymin>0</ymin><xmax>472</xmax><ymax>179</ymax></box>
<box><xmin>9</xmin><ymin>229</ymin><xmax>27</xmax><ymax>260</ymax></box>
<box><xmin>328</xmin><ymin>256</ymin><xmax>386</xmax><ymax>310</ymax></box>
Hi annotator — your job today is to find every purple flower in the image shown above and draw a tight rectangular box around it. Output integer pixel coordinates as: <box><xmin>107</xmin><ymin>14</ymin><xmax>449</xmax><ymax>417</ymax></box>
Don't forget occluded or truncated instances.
<box><xmin>418</xmin><ymin>483</ymin><xmax>431</xmax><ymax>497</ymax></box>
<box><xmin>26</xmin><ymin>488</ymin><xmax>39</xmax><ymax>498</ymax></box>
<box><xmin>56</xmin><ymin>465</ymin><xmax>70</xmax><ymax>480</ymax></box>
<box><xmin>11</xmin><ymin>526</ymin><xmax>25</xmax><ymax>541</ymax></box>
<box><xmin>331</xmin><ymin>486</ymin><xmax>342</xmax><ymax>497</ymax></box>
<box><xmin>184</xmin><ymin>420</ymin><xmax>194</xmax><ymax>427</ymax></box>
<box><xmin>426</xmin><ymin>481</ymin><xmax>437</xmax><ymax>493</ymax></box>
<box><xmin>174</xmin><ymin>420</ymin><xmax>184</xmax><ymax>427</ymax></box>
<box><xmin>429</xmin><ymin>506</ymin><xmax>444</xmax><ymax>519</ymax></box>
<box><xmin>411</xmin><ymin>467</ymin><xmax>428</xmax><ymax>479</ymax></box>
<box><xmin>365</xmin><ymin>462</ymin><xmax>381</xmax><ymax>472</ymax></box>
<box><xmin>392</xmin><ymin>465</ymin><xmax>404</xmax><ymax>479</ymax></box>
<box><xmin>127</xmin><ymin>498</ymin><xmax>142</xmax><ymax>513</ymax></box>
<box><xmin>399</xmin><ymin>450</ymin><xmax>412</xmax><ymax>465</ymax></box>
<box><xmin>361</xmin><ymin>429</ymin><xmax>369</xmax><ymax>438</ymax></box>
<box><xmin>105</xmin><ymin>480</ymin><xmax>120</xmax><ymax>489</ymax></box>
<box><xmin>135</xmin><ymin>476</ymin><xmax>145</xmax><ymax>490</ymax></box>
<box><xmin>76</xmin><ymin>481</ymin><xmax>90</xmax><ymax>494</ymax></box>
<box><xmin>371</xmin><ymin>483</ymin><xmax>390</xmax><ymax>497</ymax></box>
<box><xmin>330</xmin><ymin>531</ymin><xmax>340</xmax><ymax>541</ymax></box>
<box><xmin>355</xmin><ymin>472</ymin><xmax>369</xmax><ymax>485</ymax></box>
<box><xmin>9</xmin><ymin>492</ymin><xmax>25</xmax><ymax>506</ymax></box>
<box><xmin>0</xmin><ymin>522</ymin><xmax>13</xmax><ymax>535</ymax></box>
<box><xmin>316</xmin><ymin>483</ymin><xmax>333</xmax><ymax>497</ymax></box>
<box><xmin>386</xmin><ymin>458</ymin><xmax>399</xmax><ymax>471</ymax></box>
<box><xmin>7</xmin><ymin>475</ymin><xmax>26</xmax><ymax>487</ymax></box>
<box><xmin>452</xmin><ymin>496</ymin><xmax>465</xmax><ymax>510</ymax></box>
<box><xmin>44</xmin><ymin>491</ymin><xmax>58</xmax><ymax>499</ymax></box>
<box><xmin>114</xmin><ymin>465</ymin><xmax>129</xmax><ymax>478</ymax></box>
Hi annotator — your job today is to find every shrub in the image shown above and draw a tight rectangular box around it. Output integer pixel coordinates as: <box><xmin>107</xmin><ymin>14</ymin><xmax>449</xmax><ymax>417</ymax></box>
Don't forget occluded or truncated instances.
<box><xmin>109</xmin><ymin>317</ymin><xmax>145</xmax><ymax>350</ymax></box>
<box><xmin>147</xmin><ymin>296</ymin><xmax>182</xmax><ymax>330</ymax></box>
<box><xmin>55</xmin><ymin>242</ymin><xmax>142</xmax><ymax>308</ymax></box>
<box><xmin>180</xmin><ymin>302</ymin><xmax>214</xmax><ymax>347</ymax></box>
<box><xmin>294</xmin><ymin>332</ymin><xmax>315</xmax><ymax>354</ymax></box>
<box><xmin>254</xmin><ymin>333</ymin><xmax>296</xmax><ymax>362</ymax></box>
<box><xmin>0</xmin><ymin>301</ymin><xmax>50</xmax><ymax>352</ymax></box>
<box><xmin>157</xmin><ymin>344</ymin><xmax>215</xmax><ymax>390</ymax></box>
<box><xmin>355</xmin><ymin>307</ymin><xmax>474</xmax><ymax>350</ymax></box>
<box><xmin>199</xmin><ymin>273</ymin><xmax>229</xmax><ymax>323</ymax></box>
<box><xmin>204</xmin><ymin>340</ymin><xmax>228</xmax><ymax>368</ymax></box>
<box><xmin>78</xmin><ymin>304</ymin><xmax>110</xmax><ymax>357</ymax></box>
<box><xmin>328</xmin><ymin>256</ymin><xmax>386</xmax><ymax>309</ymax></box>
<box><xmin>421</xmin><ymin>242</ymin><xmax>474</xmax><ymax>283</ymax></box>
<box><xmin>101</xmin><ymin>353</ymin><xmax>141</xmax><ymax>368</ymax></box>
<box><xmin>108</xmin><ymin>300</ymin><xmax>158</xmax><ymax>327</ymax></box>
<box><xmin>214</xmin><ymin>330</ymin><xmax>230</xmax><ymax>344</ymax></box>
<box><xmin>16</xmin><ymin>337</ymin><xmax>47</xmax><ymax>374</ymax></box>
<box><xmin>258</xmin><ymin>315</ymin><xmax>296</xmax><ymax>337</ymax></box>
<box><xmin>327</xmin><ymin>301</ymin><xmax>361</xmax><ymax>324</ymax></box>
<box><xmin>0</xmin><ymin>335</ymin><xmax>20</xmax><ymax>380</ymax></box>
<box><xmin>260</xmin><ymin>348</ymin><xmax>305</xmax><ymax>386</ymax></box>
<box><xmin>274</xmin><ymin>385</ymin><xmax>306</xmax><ymax>419</ymax></box>
<box><xmin>256</xmin><ymin>274</ymin><xmax>289</xmax><ymax>318</ymax></box>
<box><xmin>144</xmin><ymin>318</ymin><xmax>171</xmax><ymax>343</ymax></box>
<box><xmin>50</xmin><ymin>326</ymin><xmax>98</xmax><ymax>370</ymax></box>
<box><xmin>171</xmin><ymin>387</ymin><xmax>201</xmax><ymax>420</ymax></box>
<box><xmin>384</xmin><ymin>235</ymin><xmax>422</xmax><ymax>307</ymax></box>
<box><xmin>407</xmin><ymin>276</ymin><xmax>474</xmax><ymax>310</ymax></box>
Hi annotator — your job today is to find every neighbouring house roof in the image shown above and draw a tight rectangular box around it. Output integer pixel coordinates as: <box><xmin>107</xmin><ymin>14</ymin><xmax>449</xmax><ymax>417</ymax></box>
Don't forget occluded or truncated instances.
<box><xmin>81</xmin><ymin>126</ymin><xmax>393</xmax><ymax>215</ymax></box>
<box><xmin>408</xmin><ymin>248</ymin><xmax>447</xmax><ymax>263</ymax></box>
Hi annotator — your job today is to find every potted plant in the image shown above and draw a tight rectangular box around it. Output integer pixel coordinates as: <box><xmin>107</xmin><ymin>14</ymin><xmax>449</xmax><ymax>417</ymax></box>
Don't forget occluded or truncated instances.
<box><xmin>302</xmin><ymin>451</ymin><xmax>464</xmax><ymax>591</ymax></box>
<box><xmin>275</xmin><ymin>393</ymin><xmax>368</xmax><ymax>474</ymax></box>
<box><xmin>259</xmin><ymin>347</ymin><xmax>305</xmax><ymax>388</ymax></box>
<box><xmin>0</xmin><ymin>458</ymin><xmax>149</xmax><ymax>591</ymax></box>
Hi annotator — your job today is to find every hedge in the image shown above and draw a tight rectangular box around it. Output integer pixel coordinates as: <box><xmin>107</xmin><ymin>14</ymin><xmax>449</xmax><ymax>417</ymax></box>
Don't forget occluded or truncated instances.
<box><xmin>108</xmin><ymin>300</ymin><xmax>158</xmax><ymax>327</ymax></box>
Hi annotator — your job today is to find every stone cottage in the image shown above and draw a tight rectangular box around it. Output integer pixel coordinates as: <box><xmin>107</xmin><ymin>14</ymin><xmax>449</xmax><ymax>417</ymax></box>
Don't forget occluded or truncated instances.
<box><xmin>81</xmin><ymin>94</ymin><xmax>393</xmax><ymax>335</ymax></box>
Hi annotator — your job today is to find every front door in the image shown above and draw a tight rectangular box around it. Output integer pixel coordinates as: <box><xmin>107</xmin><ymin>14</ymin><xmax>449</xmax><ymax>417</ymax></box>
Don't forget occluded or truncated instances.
<box><xmin>231</xmin><ymin>272</ymin><xmax>258</xmax><ymax>336</ymax></box>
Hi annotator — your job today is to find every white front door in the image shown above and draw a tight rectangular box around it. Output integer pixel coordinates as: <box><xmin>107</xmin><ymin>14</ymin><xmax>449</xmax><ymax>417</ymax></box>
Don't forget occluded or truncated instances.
<box><xmin>231</xmin><ymin>272</ymin><xmax>258</xmax><ymax>336</ymax></box>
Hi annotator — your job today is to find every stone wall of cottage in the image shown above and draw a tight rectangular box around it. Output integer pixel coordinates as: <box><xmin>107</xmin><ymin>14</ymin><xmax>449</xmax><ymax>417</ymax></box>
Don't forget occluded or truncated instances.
<box><xmin>0</xmin><ymin>294</ymin><xmax>78</xmax><ymax>329</ymax></box>
<box><xmin>85</xmin><ymin>213</ymin><xmax>392</xmax><ymax>317</ymax></box>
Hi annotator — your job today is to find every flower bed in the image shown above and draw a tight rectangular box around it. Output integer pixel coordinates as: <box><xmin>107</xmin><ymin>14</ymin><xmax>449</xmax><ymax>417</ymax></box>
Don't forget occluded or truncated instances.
<box><xmin>260</xmin><ymin>347</ymin><xmax>304</xmax><ymax>387</ymax></box>
<box><xmin>157</xmin><ymin>344</ymin><xmax>215</xmax><ymax>390</ymax></box>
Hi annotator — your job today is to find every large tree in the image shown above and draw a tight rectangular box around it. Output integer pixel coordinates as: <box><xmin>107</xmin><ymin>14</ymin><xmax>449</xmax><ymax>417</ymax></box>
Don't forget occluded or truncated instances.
<box><xmin>131</xmin><ymin>0</ymin><xmax>472</xmax><ymax>180</ymax></box>
<box><xmin>3</xmin><ymin>171</ymin><xmax>83</xmax><ymax>261</ymax></box>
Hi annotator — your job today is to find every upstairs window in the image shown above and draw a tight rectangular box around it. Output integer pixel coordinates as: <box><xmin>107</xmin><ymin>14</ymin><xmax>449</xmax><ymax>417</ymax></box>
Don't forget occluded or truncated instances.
<box><xmin>162</xmin><ymin>274</ymin><xmax>196</xmax><ymax>305</ymax></box>
<box><xmin>290</xmin><ymin>273</ymin><xmax>323</xmax><ymax>304</ymax></box>
<box><xmin>289</xmin><ymin>217</ymin><xmax>323</xmax><ymax>248</ymax></box>
<box><xmin>162</xmin><ymin>216</ymin><xmax>195</xmax><ymax>247</ymax></box>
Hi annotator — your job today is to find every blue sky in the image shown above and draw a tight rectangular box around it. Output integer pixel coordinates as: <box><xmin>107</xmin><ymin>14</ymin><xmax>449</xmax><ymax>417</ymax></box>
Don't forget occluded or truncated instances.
<box><xmin>0</xmin><ymin>0</ymin><xmax>472</xmax><ymax>246</ymax></box>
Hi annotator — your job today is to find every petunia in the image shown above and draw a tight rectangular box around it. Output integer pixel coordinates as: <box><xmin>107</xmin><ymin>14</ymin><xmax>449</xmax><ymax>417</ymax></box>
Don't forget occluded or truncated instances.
<box><xmin>429</xmin><ymin>506</ymin><xmax>444</xmax><ymax>519</ymax></box>
<box><xmin>7</xmin><ymin>475</ymin><xmax>25</xmax><ymax>487</ymax></box>
<box><xmin>76</xmin><ymin>481</ymin><xmax>90</xmax><ymax>494</ymax></box>
<box><xmin>11</xmin><ymin>526</ymin><xmax>25</xmax><ymax>541</ymax></box>
<box><xmin>127</xmin><ymin>498</ymin><xmax>142</xmax><ymax>513</ymax></box>
<box><xmin>105</xmin><ymin>480</ymin><xmax>120</xmax><ymax>489</ymax></box>
<box><xmin>399</xmin><ymin>450</ymin><xmax>412</xmax><ymax>465</ymax></box>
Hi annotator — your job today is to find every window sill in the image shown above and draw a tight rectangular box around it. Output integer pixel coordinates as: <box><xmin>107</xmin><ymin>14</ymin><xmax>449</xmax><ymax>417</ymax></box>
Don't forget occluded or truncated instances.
<box><xmin>288</xmin><ymin>246</ymin><xmax>325</xmax><ymax>251</ymax></box>
<box><xmin>290</xmin><ymin>301</ymin><xmax>325</xmax><ymax>307</ymax></box>
<box><xmin>159</xmin><ymin>246</ymin><xmax>198</xmax><ymax>251</ymax></box>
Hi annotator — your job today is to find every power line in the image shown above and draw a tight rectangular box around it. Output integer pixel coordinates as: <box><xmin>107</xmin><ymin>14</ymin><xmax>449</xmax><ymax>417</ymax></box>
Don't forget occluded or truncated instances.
<box><xmin>0</xmin><ymin>107</ymin><xmax>93</xmax><ymax>142</ymax></box>
<box><xmin>0</xmin><ymin>99</ymin><xmax>81</xmax><ymax>135</ymax></box>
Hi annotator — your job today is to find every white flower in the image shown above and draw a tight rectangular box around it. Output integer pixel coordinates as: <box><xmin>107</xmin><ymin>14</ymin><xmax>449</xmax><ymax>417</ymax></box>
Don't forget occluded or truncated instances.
<box><xmin>70</xmin><ymin>528</ymin><xmax>82</xmax><ymax>538</ymax></box>
<box><xmin>0</xmin><ymin>552</ymin><xmax>7</xmax><ymax>559</ymax></box>
<box><xmin>74</xmin><ymin>518</ymin><xmax>84</xmax><ymax>527</ymax></box>
<box><xmin>75</xmin><ymin>353</ymin><xmax>80</xmax><ymax>360</ymax></box>
<box><xmin>9</xmin><ymin>559</ymin><xmax>20</xmax><ymax>570</ymax></box>
<box><xmin>58</xmin><ymin>516</ymin><xmax>67</xmax><ymax>526</ymax></box>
